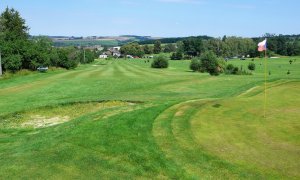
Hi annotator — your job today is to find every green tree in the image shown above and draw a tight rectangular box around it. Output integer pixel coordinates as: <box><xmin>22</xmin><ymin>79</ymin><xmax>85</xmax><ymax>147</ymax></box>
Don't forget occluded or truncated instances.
<box><xmin>3</xmin><ymin>54</ymin><xmax>22</xmax><ymax>72</ymax></box>
<box><xmin>0</xmin><ymin>7</ymin><xmax>29</xmax><ymax>70</ymax></box>
<box><xmin>170</xmin><ymin>51</ymin><xmax>183</xmax><ymax>60</ymax></box>
<box><xmin>182</xmin><ymin>38</ymin><xmax>204</xmax><ymax>57</ymax></box>
<box><xmin>79</xmin><ymin>49</ymin><xmax>95</xmax><ymax>64</ymax></box>
<box><xmin>164</xmin><ymin>43</ymin><xmax>176</xmax><ymax>53</ymax></box>
<box><xmin>49</xmin><ymin>48</ymin><xmax>60</xmax><ymax>67</ymax></box>
<box><xmin>121</xmin><ymin>43</ymin><xmax>145</xmax><ymax>57</ymax></box>
<box><xmin>153</xmin><ymin>40</ymin><xmax>162</xmax><ymax>54</ymax></box>
<box><xmin>206</xmin><ymin>38</ymin><xmax>222</xmax><ymax>57</ymax></box>
<box><xmin>143</xmin><ymin>45</ymin><xmax>153</xmax><ymax>54</ymax></box>
<box><xmin>0</xmin><ymin>7</ymin><xmax>29</xmax><ymax>41</ymax></box>
<box><xmin>57</xmin><ymin>48</ymin><xmax>78</xmax><ymax>69</ymax></box>
<box><xmin>23</xmin><ymin>37</ymin><xmax>53</xmax><ymax>69</ymax></box>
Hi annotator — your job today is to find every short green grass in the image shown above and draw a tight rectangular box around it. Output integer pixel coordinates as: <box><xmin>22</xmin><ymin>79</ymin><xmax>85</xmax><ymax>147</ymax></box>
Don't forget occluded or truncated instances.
<box><xmin>0</xmin><ymin>57</ymin><xmax>299</xmax><ymax>179</ymax></box>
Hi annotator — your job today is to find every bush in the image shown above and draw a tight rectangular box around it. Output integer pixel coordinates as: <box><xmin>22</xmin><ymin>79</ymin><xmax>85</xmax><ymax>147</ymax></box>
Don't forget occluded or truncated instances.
<box><xmin>232</xmin><ymin>67</ymin><xmax>239</xmax><ymax>74</ymax></box>
<box><xmin>190</xmin><ymin>58</ymin><xmax>202</xmax><ymax>72</ymax></box>
<box><xmin>248</xmin><ymin>62</ymin><xmax>256</xmax><ymax>71</ymax></box>
<box><xmin>190</xmin><ymin>51</ymin><xmax>225</xmax><ymax>76</ymax></box>
<box><xmin>226</xmin><ymin>64</ymin><xmax>234</xmax><ymax>72</ymax></box>
<box><xmin>151</xmin><ymin>55</ymin><xmax>168</xmax><ymax>68</ymax></box>
<box><xmin>225</xmin><ymin>64</ymin><xmax>252</xmax><ymax>75</ymax></box>
<box><xmin>199</xmin><ymin>51</ymin><xmax>222</xmax><ymax>76</ymax></box>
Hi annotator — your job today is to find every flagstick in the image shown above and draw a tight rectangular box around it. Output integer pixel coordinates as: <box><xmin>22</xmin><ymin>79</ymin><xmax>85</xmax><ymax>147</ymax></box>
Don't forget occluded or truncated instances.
<box><xmin>264</xmin><ymin>48</ymin><xmax>267</xmax><ymax>118</ymax></box>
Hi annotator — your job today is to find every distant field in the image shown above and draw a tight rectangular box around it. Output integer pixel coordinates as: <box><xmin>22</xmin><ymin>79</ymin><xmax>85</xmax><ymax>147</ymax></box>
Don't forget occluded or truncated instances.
<box><xmin>53</xmin><ymin>39</ymin><xmax>119</xmax><ymax>47</ymax></box>
<box><xmin>0</xmin><ymin>57</ymin><xmax>299</xmax><ymax>179</ymax></box>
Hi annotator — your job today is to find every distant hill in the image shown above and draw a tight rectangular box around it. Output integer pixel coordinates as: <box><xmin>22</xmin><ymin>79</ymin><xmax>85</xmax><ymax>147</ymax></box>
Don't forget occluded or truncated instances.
<box><xmin>36</xmin><ymin>34</ymin><xmax>300</xmax><ymax>47</ymax></box>
<box><xmin>44</xmin><ymin>35</ymin><xmax>157</xmax><ymax>47</ymax></box>
<box><xmin>138</xmin><ymin>35</ymin><xmax>214</xmax><ymax>45</ymax></box>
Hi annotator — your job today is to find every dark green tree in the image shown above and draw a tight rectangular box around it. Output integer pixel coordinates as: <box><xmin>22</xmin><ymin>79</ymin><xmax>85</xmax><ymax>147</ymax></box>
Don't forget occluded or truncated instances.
<box><xmin>143</xmin><ymin>45</ymin><xmax>153</xmax><ymax>54</ymax></box>
<box><xmin>171</xmin><ymin>51</ymin><xmax>183</xmax><ymax>60</ymax></box>
<box><xmin>57</xmin><ymin>48</ymin><xmax>79</xmax><ymax>69</ymax></box>
<box><xmin>182</xmin><ymin>38</ymin><xmax>204</xmax><ymax>57</ymax></box>
<box><xmin>153</xmin><ymin>40</ymin><xmax>162</xmax><ymax>54</ymax></box>
<box><xmin>164</xmin><ymin>43</ymin><xmax>176</xmax><ymax>53</ymax></box>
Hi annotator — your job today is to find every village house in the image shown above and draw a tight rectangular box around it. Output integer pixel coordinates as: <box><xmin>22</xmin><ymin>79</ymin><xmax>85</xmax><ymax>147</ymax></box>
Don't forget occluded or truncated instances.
<box><xmin>109</xmin><ymin>46</ymin><xmax>121</xmax><ymax>58</ymax></box>
<box><xmin>99</xmin><ymin>54</ymin><xmax>108</xmax><ymax>59</ymax></box>
<box><xmin>99</xmin><ymin>46</ymin><xmax>121</xmax><ymax>59</ymax></box>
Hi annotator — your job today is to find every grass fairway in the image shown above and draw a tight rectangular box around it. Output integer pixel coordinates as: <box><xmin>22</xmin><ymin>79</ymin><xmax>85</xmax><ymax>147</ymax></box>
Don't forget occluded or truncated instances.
<box><xmin>0</xmin><ymin>57</ymin><xmax>299</xmax><ymax>179</ymax></box>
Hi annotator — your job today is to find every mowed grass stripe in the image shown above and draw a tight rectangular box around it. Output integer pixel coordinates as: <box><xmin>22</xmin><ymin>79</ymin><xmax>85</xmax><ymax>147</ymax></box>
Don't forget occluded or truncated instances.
<box><xmin>122</xmin><ymin>61</ymin><xmax>170</xmax><ymax>77</ymax></box>
<box><xmin>120</xmin><ymin>61</ymin><xmax>162</xmax><ymax>78</ymax></box>
<box><xmin>99</xmin><ymin>63</ymin><xmax>115</xmax><ymax>77</ymax></box>
<box><xmin>84</xmin><ymin>65</ymin><xmax>114</xmax><ymax>79</ymax></box>
<box><xmin>127</xmin><ymin>60</ymin><xmax>186</xmax><ymax>76</ymax></box>
<box><xmin>0</xmin><ymin>70</ymin><xmax>87</xmax><ymax>95</ymax></box>
<box><xmin>152</xmin><ymin>100</ymin><xmax>263</xmax><ymax>179</ymax></box>
<box><xmin>113</xmin><ymin>63</ymin><xmax>138</xmax><ymax>78</ymax></box>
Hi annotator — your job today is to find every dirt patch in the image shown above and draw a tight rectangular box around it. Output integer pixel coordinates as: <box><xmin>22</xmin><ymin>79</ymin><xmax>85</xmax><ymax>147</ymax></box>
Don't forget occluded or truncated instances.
<box><xmin>1</xmin><ymin>100</ymin><xmax>142</xmax><ymax>129</ymax></box>
<box><xmin>21</xmin><ymin>115</ymin><xmax>70</xmax><ymax>128</ymax></box>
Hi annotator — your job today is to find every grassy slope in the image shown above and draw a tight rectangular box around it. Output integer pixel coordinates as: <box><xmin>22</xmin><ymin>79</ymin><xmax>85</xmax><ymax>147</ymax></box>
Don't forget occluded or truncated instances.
<box><xmin>0</xmin><ymin>57</ymin><xmax>299</xmax><ymax>179</ymax></box>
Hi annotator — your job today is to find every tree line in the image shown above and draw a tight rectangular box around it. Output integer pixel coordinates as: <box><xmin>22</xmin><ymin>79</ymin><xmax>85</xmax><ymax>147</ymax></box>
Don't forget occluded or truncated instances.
<box><xmin>120</xmin><ymin>34</ymin><xmax>299</xmax><ymax>60</ymax></box>
<box><xmin>139</xmin><ymin>35</ymin><xmax>300</xmax><ymax>57</ymax></box>
<box><xmin>0</xmin><ymin>8</ymin><xmax>97</xmax><ymax>73</ymax></box>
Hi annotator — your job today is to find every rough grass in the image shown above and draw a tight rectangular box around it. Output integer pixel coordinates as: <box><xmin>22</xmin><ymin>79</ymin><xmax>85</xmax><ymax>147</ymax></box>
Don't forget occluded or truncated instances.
<box><xmin>0</xmin><ymin>57</ymin><xmax>299</xmax><ymax>179</ymax></box>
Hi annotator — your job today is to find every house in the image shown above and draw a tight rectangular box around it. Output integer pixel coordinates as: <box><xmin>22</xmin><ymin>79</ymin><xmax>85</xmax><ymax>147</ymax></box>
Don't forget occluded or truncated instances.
<box><xmin>112</xmin><ymin>52</ymin><xmax>121</xmax><ymax>58</ymax></box>
<box><xmin>99</xmin><ymin>54</ymin><xmax>108</xmax><ymax>59</ymax></box>
<box><xmin>112</xmin><ymin>46</ymin><xmax>121</xmax><ymax>51</ymax></box>
<box><xmin>108</xmin><ymin>47</ymin><xmax>121</xmax><ymax>58</ymax></box>
<box><xmin>99</xmin><ymin>51</ymin><xmax>111</xmax><ymax>59</ymax></box>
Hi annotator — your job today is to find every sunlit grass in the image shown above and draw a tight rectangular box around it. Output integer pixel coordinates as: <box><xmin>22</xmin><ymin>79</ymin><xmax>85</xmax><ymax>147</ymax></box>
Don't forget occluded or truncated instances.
<box><xmin>0</xmin><ymin>57</ymin><xmax>299</xmax><ymax>178</ymax></box>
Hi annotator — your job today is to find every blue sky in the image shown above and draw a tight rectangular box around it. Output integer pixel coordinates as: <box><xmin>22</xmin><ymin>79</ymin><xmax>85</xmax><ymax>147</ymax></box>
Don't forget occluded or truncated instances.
<box><xmin>1</xmin><ymin>0</ymin><xmax>299</xmax><ymax>37</ymax></box>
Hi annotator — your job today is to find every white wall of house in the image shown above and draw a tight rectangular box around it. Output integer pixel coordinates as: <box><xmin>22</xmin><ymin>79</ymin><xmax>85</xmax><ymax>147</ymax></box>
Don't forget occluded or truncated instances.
<box><xmin>99</xmin><ymin>55</ymin><xmax>108</xmax><ymax>59</ymax></box>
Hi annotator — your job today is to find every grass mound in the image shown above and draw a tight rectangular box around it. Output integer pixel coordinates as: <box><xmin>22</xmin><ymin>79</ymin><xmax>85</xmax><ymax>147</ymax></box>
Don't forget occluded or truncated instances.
<box><xmin>152</xmin><ymin>81</ymin><xmax>299</xmax><ymax>179</ymax></box>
